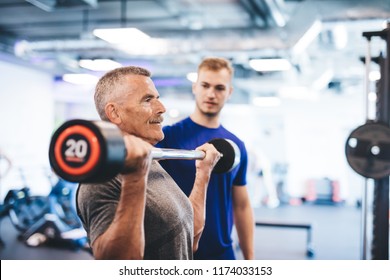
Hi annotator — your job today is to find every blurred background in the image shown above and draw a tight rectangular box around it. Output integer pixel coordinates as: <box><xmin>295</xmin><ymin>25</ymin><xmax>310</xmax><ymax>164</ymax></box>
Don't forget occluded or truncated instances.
<box><xmin>0</xmin><ymin>0</ymin><xmax>389</xmax><ymax>260</ymax></box>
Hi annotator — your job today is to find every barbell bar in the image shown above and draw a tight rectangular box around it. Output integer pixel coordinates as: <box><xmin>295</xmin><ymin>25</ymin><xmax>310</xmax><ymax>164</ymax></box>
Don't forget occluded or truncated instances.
<box><xmin>48</xmin><ymin>119</ymin><xmax>241</xmax><ymax>183</ymax></box>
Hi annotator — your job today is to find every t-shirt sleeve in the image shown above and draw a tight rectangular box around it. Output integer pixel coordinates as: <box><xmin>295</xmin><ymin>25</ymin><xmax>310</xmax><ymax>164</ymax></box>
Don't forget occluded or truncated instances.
<box><xmin>76</xmin><ymin>179</ymin><xmax>120</xmax><ymax>247</ymax></box>
<box><xmin>233</xmin><ymin>140</ymin><xmax>248</xmax><ymax>186</ymax></box>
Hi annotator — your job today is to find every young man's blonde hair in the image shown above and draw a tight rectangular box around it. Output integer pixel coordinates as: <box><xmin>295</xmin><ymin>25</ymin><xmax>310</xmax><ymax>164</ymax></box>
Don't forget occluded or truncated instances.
<box><xmin>197</xmin><ymin>57</ymin><xmax>234</xmax><ymax>77</ymax></box>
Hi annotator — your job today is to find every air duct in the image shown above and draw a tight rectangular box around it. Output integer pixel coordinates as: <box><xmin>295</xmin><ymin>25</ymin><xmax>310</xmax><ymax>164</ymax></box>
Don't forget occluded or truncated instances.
<box><xmin>25</xmin><ymin>0</ymin><xmax>98</xmax><ymax>12</ymax></box>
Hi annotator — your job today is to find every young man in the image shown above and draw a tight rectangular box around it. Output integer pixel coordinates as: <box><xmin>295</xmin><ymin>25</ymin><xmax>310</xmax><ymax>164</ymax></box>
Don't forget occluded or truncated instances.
<box><xmin>156</xmin><ymin>57</ymin><xmax>255</xmax><ymax>259</ymax></box>
<box><xmin>76</xmin><ymin>66</ymin><xmax>221</xmax><ymax>259</ymax></box>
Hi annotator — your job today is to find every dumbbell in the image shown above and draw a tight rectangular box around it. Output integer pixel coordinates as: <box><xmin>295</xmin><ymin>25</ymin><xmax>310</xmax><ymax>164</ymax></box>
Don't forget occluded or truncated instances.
<box><xmin>48</xmin><ymin>119</ymin><xmax>241</xmax><ymax>183</ymax></box>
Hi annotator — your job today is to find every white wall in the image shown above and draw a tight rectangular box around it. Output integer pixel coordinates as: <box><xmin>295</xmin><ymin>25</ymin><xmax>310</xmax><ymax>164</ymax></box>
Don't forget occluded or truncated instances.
<box><xmin>281</xmin><ymin>93</ymin><xmax>366</xmax><ymax>203</ymax></box>
<box><xmin>52</xmin><ymin>81</ymin><xmax>98</xmax><ymax>124</ymax></box>
<box><xmin>0</xmin><ymin>59</ymin><xmax>55</xmax><ymax>198</ymax></box>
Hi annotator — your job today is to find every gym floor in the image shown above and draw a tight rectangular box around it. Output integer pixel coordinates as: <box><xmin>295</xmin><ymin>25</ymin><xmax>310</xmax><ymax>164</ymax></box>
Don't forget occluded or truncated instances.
<box><xmin>245</xmin><ymin>204</ymin><xmax>362</xmax><ymax>260</ymax></box>
<box><xmin>0</xmin><ymin>203</ymin><xmax>367</xmax><ymax>260</ymax></box>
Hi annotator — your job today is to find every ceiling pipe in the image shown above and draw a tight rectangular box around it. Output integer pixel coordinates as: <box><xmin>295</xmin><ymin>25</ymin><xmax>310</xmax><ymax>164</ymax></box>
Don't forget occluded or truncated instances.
<box><xmin>239</xmin><ymin>0</ymin><xmax>268</xmax><ymax>28</ymax></box>
<box><xmin>11</xmin><ymin>1</ymin><xmax>319</xmax><ymax>56</ymax></box>
<box><xmin>262</xmin><ymin>0</ymin><xmax>287</xmax><ymax>27</ymax></box>
<box><xmin>8</xmin><ymin>0</ymin><xmax>390</xmax><ymax>74</ymax></box>
<box><xmin>25</xmin><ymin>0</ymin><xmax>98</xmax><ymax>12</ymax></box>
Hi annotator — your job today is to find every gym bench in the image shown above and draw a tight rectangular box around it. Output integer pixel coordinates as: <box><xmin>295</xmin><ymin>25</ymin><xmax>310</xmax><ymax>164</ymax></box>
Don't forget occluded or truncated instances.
<box><xmin>255</xmin><ymin>221</ymin><xmax>314</xmax><ymax>257</ymax></box>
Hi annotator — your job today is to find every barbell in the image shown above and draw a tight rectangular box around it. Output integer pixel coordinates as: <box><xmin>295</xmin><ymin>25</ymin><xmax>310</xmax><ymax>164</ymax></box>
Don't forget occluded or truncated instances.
<box><xmin>48</xmin><ymin>119</ymin><xmax>241</xmax><ymax>183</ymax></box>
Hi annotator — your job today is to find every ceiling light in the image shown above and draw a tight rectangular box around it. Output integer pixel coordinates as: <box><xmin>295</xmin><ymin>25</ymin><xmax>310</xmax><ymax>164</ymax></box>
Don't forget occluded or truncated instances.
<box><xmin>279</xmin><ymin>86</ymin><xmax>317</xmax><ymax>100</ymax></box>
<box><xmin>292</xmin><ymin>20</ymin><xmax>322</xmax><ymax>55</ymax></box>
<box><xmin>93</xmin><ymin>28</ymin><xmax>150</xmax><ymax>44</ymax></box>
<box><xmin>116</xmin><ymin>38</ymin><xmax>168</xmax><ymax>55</ymax></box>
<box><xmin>369</xmin><ymin>70</ymin><xmax>380</xmax><ymax>81</ymax></box>
<box><xmin>312</xmin><ymin>69</ymin><xmax>334</xmax><ymax>90</ymax></box>
<box><xmin>186</xmin><ymin>72</ymin><xmax>197</xmax><ymax>82</ymax></box>
<box><xmin>249</xmin><ymin>58</ymin><xmax>292</xmax><ymax>72</ymax></box>
<box><xmin>62</xmin><ymin>73</ymin><xmax>99</xmax><ymax>85</ymax></box>
<box><xmin>332</xmin><ymin>24</ymin><xmax>348</xmax><ymax>50</ymax></box>
<box><xmin>79</xmin><ymin>59</ymin><xmax>122</xmax><ymax>71</ymax></box>
<box><xmin>368</xmin><ymin>91</ymin><xmax>377</xmax><ymax>102</ymax></box>
<box><xmin>252</xmin><ymin>96</ymin><xmax>281</xmax><ymax>107</ymax></box>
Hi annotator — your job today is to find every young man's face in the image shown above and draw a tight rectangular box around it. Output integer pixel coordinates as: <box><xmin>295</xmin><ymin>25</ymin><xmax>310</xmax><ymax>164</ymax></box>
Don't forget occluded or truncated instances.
<box><xmin>115</xmin><ymin>75</ymin><xmax>166</xmax><ymax>145</ymax></box>
<box><xmin>192</xmin><ymin>68</ymin><xmax>233</xmax><ymax>117</ymax></box>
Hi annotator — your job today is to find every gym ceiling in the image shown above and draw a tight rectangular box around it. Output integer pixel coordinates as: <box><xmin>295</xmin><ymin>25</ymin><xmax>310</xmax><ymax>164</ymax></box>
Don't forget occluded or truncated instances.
<box><xmin>0</xmin><ymin>0</ymin><xmax>389</xmax><ymax>102</ymax></box>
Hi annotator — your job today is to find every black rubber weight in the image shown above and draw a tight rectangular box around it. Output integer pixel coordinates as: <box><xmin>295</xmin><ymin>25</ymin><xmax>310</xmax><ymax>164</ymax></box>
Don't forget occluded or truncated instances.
<box><xmin>208</xmin><ymin>138</ymin><xmax>235</xmax><ymax>173</ymax></box>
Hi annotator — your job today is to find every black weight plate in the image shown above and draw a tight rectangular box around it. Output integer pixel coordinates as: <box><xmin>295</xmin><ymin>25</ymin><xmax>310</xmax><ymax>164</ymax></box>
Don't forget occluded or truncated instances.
<box><xmin>345</xmin><ymin>122</ymin><xmax>390</xmax><ymax>179</ymax></box>
<box><xmin>209</xmin><ymin>138</ymin><xmax>240</xmax><ymax>173</ymax></box>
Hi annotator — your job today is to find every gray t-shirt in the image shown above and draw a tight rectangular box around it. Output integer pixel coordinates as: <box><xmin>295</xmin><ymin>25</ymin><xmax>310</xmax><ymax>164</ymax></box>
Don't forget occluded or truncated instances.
<box><xmin>76</xmin><ymin>160</ymin><xmax>194</xmax><ymax>259</ymax></box>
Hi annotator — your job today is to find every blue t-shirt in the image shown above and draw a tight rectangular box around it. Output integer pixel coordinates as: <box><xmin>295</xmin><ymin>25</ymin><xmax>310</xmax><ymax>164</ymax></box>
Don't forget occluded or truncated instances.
<box><xmin>156</xmin><ymin>117</ymin><xmax>248</xmax><ymax>259</ymax></box>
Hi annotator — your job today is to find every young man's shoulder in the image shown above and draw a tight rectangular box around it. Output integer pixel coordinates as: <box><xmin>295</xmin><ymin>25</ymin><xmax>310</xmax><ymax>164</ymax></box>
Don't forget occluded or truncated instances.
<box><xmin>163</xmin><ymin>117</ymin><xmax>191</xmax><ymax>133</ymax></box>
<box><xmin>219</xmin><ymin>125</ymin><xmax>244</xmax><ymax>143</ymax></box>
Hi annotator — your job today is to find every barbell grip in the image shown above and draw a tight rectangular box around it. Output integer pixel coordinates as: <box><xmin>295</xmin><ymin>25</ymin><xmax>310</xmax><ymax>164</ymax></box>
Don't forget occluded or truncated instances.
<box><xmin>151</xmin><ymin>148</ymin><xmax>206</xmax><ymax>160</ymax></box>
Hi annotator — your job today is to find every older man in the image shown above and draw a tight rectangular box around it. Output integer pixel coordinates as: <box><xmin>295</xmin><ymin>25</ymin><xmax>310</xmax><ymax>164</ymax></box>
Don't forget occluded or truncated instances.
<box><xmin>77</xmin><ymin>66</ymin><xmax>221</xmax><ymax>259</ymax></box>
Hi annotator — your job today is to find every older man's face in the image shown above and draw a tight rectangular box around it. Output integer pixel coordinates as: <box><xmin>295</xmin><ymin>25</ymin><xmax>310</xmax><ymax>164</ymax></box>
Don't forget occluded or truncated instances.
<box><xmin>114</xmin><ymin>75</ymin><xmax>166</xmax><ymax>145</ymax></box>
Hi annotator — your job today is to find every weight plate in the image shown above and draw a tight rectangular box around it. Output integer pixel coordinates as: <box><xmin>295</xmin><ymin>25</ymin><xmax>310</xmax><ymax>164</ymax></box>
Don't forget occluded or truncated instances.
<box><xmin>345</xmin><ymin>122</ymin><xmax>390</xmax><ymax>179</ymax></box>
<box><xmin>209</xmin><ymin>138</ymin><xmax>241</xmax><ymax>173</ymax></box>
<box><xmin>53</xmin><ymin>125</ymin><xmax>101</xmax><ymax>176</ymax></box>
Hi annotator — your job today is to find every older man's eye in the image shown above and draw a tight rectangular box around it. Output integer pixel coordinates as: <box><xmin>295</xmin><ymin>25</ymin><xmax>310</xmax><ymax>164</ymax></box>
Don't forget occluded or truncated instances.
<box><xmin>143</xmin><ymin>95</ymin><xmax>154</xmax><ymax>102</ymax></box>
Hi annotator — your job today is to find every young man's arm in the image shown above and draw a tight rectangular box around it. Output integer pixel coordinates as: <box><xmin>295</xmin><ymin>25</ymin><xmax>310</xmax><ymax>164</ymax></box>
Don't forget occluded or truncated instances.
<box><xmin>233</xmin><ymin>185</ymin><xmax>255</xmax><ymax>260</ymax></box>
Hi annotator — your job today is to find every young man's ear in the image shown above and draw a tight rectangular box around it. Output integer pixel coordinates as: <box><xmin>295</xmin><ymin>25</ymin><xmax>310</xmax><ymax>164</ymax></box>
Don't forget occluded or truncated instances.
<box><xmin>226</xmin><ymin>86</ymin><xmax>233</xmax><ymax>100</ymax></box>
<box><xmin>105</xmin><ymin>103</ymin><xmax>121</xmax><ymax>125</ymax></box>
<box><xmin>192</xmin><ymin>82</ymin><xmax>197</xmax><ymax>96</ymax></box>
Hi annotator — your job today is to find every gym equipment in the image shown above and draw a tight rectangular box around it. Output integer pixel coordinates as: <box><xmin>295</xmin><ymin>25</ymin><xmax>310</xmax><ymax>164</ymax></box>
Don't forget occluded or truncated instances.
<box><xmin>22</xmin><ymin>177</ymin><xmax>89</xmax><ymax>250</ymax></box>
<box><xmin>345</xmin><ymin>23</ymin><xmax>389</xmax><ymax>260</ymax></box>
<box><xmin>3</xmin><ymin>187</ymin><xmax>49</xmax><ymax>233</ymax></box>
<box><xmin>1</xmin><ymin>174</ymin><xmax>90</xmax><ymax>251</ymax></box>
<box><xmin>345</xmin><ymin>121</ymin><xmax>390</xmax><ymax>179</ymax></box>
<box><xmin>48</xmin><ymin>119</ymin><xmax>241</xmax><ymax>183</ymax></box>
<box><xmin>255</xmin><ymin>221</ymin><xmax>314</xmax><ymax>258</ymax></box>
<box><xmin>304</xmin><ymin>178</ymin><xmax>343</xmax><ymax>205</ymax></box>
